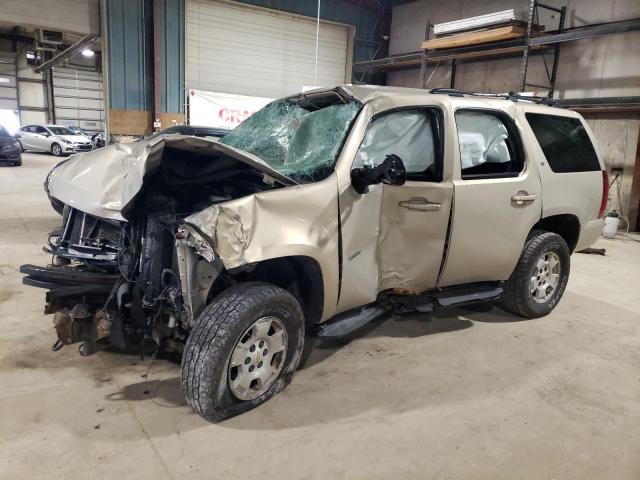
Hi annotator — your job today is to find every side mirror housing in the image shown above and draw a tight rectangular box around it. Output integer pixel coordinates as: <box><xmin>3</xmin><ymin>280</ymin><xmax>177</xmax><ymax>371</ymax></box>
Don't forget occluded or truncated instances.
<box><xmin>350</xmin><ymin>154</ymin><xmax>407</xmax><ymax>194</ymax></box>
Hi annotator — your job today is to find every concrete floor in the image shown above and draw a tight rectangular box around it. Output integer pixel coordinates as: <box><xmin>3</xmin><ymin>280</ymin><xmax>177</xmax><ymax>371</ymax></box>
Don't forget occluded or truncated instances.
<box><xmin>1</xmin><ymin>152</ymin><xmax>639</xmax><ymax>480</ymax></box>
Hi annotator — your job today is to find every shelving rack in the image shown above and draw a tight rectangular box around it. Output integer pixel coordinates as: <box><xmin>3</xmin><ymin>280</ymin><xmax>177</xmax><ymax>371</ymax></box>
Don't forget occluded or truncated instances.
<box><xmin>518</xmin><ymin>0</ymin><xmax>566</xmax><ymax>97</ymax></box>
<box><xmin>353</xmin><ymin>9</ymin><xmax>640</xmax><ymax>102</ymax></box>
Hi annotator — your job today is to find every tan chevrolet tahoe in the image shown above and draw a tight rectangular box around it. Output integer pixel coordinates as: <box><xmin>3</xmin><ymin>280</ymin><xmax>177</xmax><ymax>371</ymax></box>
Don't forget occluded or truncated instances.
<box><xmin>22</xmin><ymin>85</ymin><xmax>607</xmax><ymax>422</ymax></box>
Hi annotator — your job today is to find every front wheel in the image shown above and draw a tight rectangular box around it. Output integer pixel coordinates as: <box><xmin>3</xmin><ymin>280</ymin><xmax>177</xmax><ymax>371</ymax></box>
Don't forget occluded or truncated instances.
<box><xmin>181</xmin><ymin>282</ymin><xmax>305</xmax><ymax>422</ymax></box>
<box><xmin>51</xmin><ymin>142</ymin><xmax>63</xmax><ymax>156</ymax></box>
<box><xmin>499</xmin><ymin>231</ymin><xmax>570</xmax><ymax>318</ymax></box>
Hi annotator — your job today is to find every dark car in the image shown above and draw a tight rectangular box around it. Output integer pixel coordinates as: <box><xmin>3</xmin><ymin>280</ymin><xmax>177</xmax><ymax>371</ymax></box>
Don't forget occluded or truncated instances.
<box><xmin>146</xmin><ymin>125</ymin><xmax>230</xmax><ymax>141</ymax></box>
<box><xmin>0</xmin><ymin>126</ymin><xmax>22</xmax><ymax>166</ymax></box>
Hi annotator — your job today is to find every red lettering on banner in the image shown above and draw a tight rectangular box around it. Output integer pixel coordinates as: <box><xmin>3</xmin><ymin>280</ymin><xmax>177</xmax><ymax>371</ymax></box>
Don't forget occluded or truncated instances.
<box><xmin>218</xmin><ymin>108</ymin><xmax>257</xmax><ymax>125</ymax></box>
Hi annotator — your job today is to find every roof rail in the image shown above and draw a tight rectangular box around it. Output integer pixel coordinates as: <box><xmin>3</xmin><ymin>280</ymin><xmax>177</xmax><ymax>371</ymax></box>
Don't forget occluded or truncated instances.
<box><xmin>429</xmin><ymin>88</ymin><xmax>562</xmax><ymax>107</ymax></box>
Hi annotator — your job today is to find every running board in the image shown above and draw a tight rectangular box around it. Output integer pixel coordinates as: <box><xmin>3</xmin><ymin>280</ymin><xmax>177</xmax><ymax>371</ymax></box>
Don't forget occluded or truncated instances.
<box><xmin>317</xmin><ymin>304</ymin><xmax>390</xmax><ymax>338</ymax></box>
<box><xmin>317</xmin><ymin>283</ymin><xmax>503</xmax><ymax>338</ymax></box>
<box><xmin>394</xmin><ymin>283</ymin><xmax>503</xmax><ymax>313</ymax></box>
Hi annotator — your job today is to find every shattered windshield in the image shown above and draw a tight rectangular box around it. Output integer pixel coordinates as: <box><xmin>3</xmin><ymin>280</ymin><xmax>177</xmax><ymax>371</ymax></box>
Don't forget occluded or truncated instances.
<box><xmin>220</xmin><ymin>92</ymin><xmax>360</xmax><ymax>183</ymax></box>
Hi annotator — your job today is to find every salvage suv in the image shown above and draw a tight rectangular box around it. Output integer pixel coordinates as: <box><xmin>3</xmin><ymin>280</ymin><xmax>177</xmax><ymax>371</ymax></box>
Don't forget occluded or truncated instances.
<box><xmin>22</xmin><ymin>85</ymin><xmax>607</xmax><ymax>422</ymax></box>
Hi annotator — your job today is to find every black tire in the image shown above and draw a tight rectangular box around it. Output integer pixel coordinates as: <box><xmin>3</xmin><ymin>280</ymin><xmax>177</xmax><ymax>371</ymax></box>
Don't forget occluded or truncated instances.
<box><xmin>181</xmin><ymin>282</ymin><xmax>305</xmax><ymax>422</ymax></box>
<box><xmin>18</xmin><ymin>141</ymin><xmax>24</xmax><ymax>152</ymax></box>
<box><xmin>51</xmin><ymin>142</ymin><xmax>63</xmax><ymax>156</ymax></box>
<box><xmin>499</xmin><ymin>230</ymin><xmax>570</xmax><ymax>318</ymax></box>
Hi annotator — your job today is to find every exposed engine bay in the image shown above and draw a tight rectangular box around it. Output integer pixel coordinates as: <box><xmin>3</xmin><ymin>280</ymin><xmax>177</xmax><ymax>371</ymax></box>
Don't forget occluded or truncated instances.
<box><xmin>22</xmin><ymin>88</ymin><xmax>360</xmax><ymax>356</ymax></box>
<box><xmin>22</xmin><ymin>143</ymin><xmax>287</xmax><ymax>355</ymax></box>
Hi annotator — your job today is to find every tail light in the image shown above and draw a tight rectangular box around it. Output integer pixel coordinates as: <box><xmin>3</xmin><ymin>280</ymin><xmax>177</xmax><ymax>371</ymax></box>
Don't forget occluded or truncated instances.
<box><xmin>598</xmin><ymin>170</ymin><xmax>609</xmax><ymax>219</ymax></box>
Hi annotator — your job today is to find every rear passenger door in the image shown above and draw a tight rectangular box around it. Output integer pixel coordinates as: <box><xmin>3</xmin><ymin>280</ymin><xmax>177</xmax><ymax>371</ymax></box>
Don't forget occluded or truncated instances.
<box><xmin>19</xmin><ymin>126</ymin><xmax>36</xmax><ymax>150</ymax></box>
<box><xmin>438</xmin><ymin>107</ymin><xmax>542</xmax><ymax>286</ymax></box>
<box><xmin>32</xmin><ymin>126</ymin><xmax>51</xmax><ymax>151</ymax></box>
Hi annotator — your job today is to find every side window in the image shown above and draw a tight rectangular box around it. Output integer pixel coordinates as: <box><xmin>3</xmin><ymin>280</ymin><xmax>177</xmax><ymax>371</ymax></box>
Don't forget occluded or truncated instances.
<box><xmin>525</xmin><ymin>113</ymin><xmax>600</xmax><ymax>173</ymax></box>
<box><xmin>455</xmin><ymin>110</ymin><xmax>523</xmax><ymax>179</ymax></box>
<box><xmin>353</xmin><ymin>109</ymin><xmax>442</xmax><ymax>182</ymax></box>
<box><xmin>35</xmin><ymin>126</ymin><xmax>47</xmax><ymax>134</ymax></box>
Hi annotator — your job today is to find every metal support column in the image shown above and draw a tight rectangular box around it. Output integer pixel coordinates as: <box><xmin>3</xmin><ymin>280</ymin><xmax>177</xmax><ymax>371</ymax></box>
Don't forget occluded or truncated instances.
<box><xmin>44</xmin><ymin>69</ymin><xmax>55</xmax><ymax>123</ymax></box>
<box><xmin>420</xmin><ymin>20</ymin><xmax>431</xmax><ymax>89</ymax></box>
<box><xmin>547</xmin><ymin>5</ymin><xmax>566</xmax><ymax>98</ymax></box>
<box><xmin>519</xmin><ymin>0</ymin><xmax>536</xmax><ymax>91</ymax></box>
<box><xmin>152</xmin><ymin>0</ymin><xmax>163</xmax><ymax>132</ymax></box>
<box><xmin>450</xmin><ymin>59</ymin><xmax>457</xmax><ymax>89</ymax></box>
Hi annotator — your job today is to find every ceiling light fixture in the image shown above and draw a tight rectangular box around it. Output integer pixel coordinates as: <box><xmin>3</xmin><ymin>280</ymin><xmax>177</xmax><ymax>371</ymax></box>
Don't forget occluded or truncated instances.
<box><xmin>81</xmin><ymin>48</ymin><xmax>95</xmax><ymax>57</ymax></box>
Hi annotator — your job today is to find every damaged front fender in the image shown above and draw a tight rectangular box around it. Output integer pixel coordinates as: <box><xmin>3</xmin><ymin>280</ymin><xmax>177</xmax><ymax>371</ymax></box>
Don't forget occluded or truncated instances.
<box><xmin>185</xmin><ymin>177</ymin><xmax>341</xmax><ymax>321</ymax></box>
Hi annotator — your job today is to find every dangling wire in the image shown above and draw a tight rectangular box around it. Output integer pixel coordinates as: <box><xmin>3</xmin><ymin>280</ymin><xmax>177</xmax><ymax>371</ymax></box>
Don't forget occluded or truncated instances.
<box><xmin>314</xmin><ymin>0</ymin><xmax>321</xmax><ymax>86</ymax></box>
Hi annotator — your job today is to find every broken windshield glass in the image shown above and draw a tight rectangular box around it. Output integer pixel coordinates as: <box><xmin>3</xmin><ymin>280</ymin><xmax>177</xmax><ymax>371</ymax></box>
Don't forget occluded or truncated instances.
<box><xmin>220</xmin><ymin>95</ymin><xmax>360</xmax><ymax>183</ymax></box>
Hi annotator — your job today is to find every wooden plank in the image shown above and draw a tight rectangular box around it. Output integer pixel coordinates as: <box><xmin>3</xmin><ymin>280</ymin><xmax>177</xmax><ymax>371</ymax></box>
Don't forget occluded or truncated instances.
<box><xmin>433</xmin><ymin>44</ymin><xmax>547</xmax><ymax>62</ymax></box>
<box><xmin>421</xmin><ymin>25</ymin><xmax>526</xmax><ymax>50</ymax></box>
<box><xmin>108</xmin><ymin>109</ymin><xmax>152</xmax><ymax>136</ymax></box>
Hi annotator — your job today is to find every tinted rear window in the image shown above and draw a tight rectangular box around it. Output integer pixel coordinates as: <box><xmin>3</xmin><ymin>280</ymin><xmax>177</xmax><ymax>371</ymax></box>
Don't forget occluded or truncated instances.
<box><xmin>525</xmin><ymin>113</ymin><xmax>600</xmax><ymax>173</ymax></box>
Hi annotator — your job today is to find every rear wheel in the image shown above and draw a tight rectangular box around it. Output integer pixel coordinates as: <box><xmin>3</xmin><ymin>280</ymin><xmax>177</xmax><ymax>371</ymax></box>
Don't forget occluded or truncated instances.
<box><xmin>51</xmin><ymin>143</ymin><xmax>63</xmax><ymax>156</ymax></box>
<box><xmin>500</xmin><ymin>231</ymin><xmax>570</xmax><ymax>318</ymax></box>
<box><xmin>181</xmin><ymin>282</ymin><xmax>305</xmax><ymax>422</ymax></box>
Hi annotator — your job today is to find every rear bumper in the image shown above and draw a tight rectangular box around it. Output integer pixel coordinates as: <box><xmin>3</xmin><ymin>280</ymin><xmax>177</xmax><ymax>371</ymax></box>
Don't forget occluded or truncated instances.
<box><xmin>575</xmin><ymin>219</ymin><xmax>604</xmax><ymax>252</ymax></box>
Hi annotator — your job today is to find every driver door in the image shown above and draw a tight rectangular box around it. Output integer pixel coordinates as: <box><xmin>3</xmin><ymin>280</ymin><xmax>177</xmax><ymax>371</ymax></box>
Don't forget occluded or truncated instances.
<box><xmin>337</xmin><ymin>107</ymin><xmax>453</xmax><ymax>311</ymax></box>
<box><xmin>19</xmin><ymin>126</ymin><xmax>36</xmax><ymax>150</ymax></box>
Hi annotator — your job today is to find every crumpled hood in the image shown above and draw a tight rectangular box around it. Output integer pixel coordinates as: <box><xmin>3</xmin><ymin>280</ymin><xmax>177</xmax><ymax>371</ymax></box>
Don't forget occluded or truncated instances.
<box><xmin>47</xmin><ymin>136</ymin><xmax>295</xmax><ymax>221</ymax></box>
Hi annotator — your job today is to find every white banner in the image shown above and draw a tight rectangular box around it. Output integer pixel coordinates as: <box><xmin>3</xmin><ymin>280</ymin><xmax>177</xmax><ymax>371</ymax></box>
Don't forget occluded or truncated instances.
<box><xmin>188</xmin><ymin>89</ymin><xmax>273</xmax><ymax>130</ymax></box>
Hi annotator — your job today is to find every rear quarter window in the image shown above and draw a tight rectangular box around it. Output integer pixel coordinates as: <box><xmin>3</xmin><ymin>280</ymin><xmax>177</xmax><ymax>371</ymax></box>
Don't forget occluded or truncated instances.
<box><xmin>525</xmin><ymin>113</ymin><xmax>600</xmax><ymax>173</ymax></box>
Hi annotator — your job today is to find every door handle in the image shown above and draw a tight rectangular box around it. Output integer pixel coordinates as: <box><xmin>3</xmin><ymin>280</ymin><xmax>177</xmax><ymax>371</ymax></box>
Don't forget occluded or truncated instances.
<box><xmin>399</xmin><ymin>197</ymin><xmax>442</xmax><ymax>211</ymax></box>
<box><xmin>511</xmin><ymin>191</ymin><xmax>537</xmax><ymax>205</ymax></box>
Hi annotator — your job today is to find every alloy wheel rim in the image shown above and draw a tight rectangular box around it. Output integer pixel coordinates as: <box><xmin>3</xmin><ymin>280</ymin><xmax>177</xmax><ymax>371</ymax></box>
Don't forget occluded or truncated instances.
<box><xmin>228</xmin><ymin>316</ymin><xmax>288</xmax><ymax>401</ymax></box>
<box><xmin>530</xmin><ymin>251</ymin><xmax>561</xmax><ymax>303</ymax></box>
<box><xmin>53</xmin><ymin>144</ymin><xmax>61</xmax><ymax>155</ymax></box>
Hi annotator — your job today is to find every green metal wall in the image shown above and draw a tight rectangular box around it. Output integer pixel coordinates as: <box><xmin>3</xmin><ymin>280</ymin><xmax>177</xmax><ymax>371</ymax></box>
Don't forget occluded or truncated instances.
<box><xmin>105</xmin><ymin>0</ymin><xmax>154</xmax><ymax>111</ymax></box>
<box><xmin>105</xmin><ymin>0</ymin><xmax>380</xmax><ymax>115</ymax></box>
<box><xmin>160</xmin><ymin>0</ymin><xmax>185</xmax><ymax>114</ymax></box>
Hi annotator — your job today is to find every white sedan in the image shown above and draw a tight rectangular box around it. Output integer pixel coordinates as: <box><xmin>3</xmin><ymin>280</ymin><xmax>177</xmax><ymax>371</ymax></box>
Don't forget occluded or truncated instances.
<box><xmin>16</xmin><ymin>124</ymin><xmax>93</xmax><ymax>156</ymax></box>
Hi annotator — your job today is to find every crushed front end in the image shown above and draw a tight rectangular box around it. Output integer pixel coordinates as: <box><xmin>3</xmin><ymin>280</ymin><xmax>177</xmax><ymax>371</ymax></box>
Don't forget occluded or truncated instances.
<box><xmin>20</xmin><ymin>134</ymin><xmax>294</xmax><ymax>356</ymax></box>
<box><xmin>21</xmin><ymin>202</ymin><xmax>223</xmax><ymax>356</ymax></box>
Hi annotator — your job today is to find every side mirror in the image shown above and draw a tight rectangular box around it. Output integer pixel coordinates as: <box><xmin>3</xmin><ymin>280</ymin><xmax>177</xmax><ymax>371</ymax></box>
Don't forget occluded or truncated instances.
<box><xmin>41</xmin><ymin>132</ymin><xmax>50</xmax><ymax>137</ymax></box>
<box><xmin>350</xmin><ymin>154</ymin><xmax>407</xmax><ymax>194</ymax></box>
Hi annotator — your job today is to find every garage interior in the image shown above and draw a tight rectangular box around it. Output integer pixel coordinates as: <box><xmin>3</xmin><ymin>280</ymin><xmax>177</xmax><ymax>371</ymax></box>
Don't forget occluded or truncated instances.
<box><xmin>0</xmin><ymin>0</ymin><xmax>639</xmax><ymax>478</ymax></box>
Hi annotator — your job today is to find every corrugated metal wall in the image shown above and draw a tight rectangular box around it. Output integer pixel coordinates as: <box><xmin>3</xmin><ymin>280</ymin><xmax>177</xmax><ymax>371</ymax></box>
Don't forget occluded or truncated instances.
<box><xmin>161</xmin><ymin>0</ymin><xmax>185</xmax><ymax>114</ymax></box>
<box><xmin>233</xmin><ymin>0</ymin><xmax>380</xmax><ymax>63</ymax></box>
<box><xmin>186</xmin><ymin>0</ymin><xmax>351</xmax><ymax>98</ymax></box>
<box><xmin>105</xmin><ymin>0</ymin><xmax>380</xmax><ymax>117</ymax></box>
<box><xmin>53</xmin><ymin>66</ymin><xmax>105</xmax><ymax>134</ymax></box>
<box><xmin>0</xmin><ymin>53</ymin><xmax>18</xmax><ymax>111</ymax></box>
<box><xmin>105</xmin><ymin>0</ymin><xmax>154</xmax><ymax>111</ymax></box>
